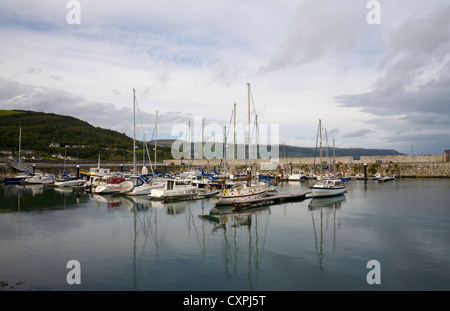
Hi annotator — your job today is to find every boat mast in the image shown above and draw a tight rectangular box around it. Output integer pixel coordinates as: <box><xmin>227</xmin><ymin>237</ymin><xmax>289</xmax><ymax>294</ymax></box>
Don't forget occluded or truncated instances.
<box><xmin>233</xmin><ymin>103</ymin><xmax>236</xmax><ymax>175</ymax></box>
<box><xmin>224</xmin><ymin>125</ymin><xmax>227</xmax><ymax>175</ymax></box>
<box><xmin>155</xmin><ymin>110</ymin><xmax>158</xmax><ymax>173</ymax></box>
<box><xmin>319</xmin><ymin>119</ymin><xmax>323</xmax><ymax>180</ymax></box>
<box><xmin>202</xmin><ymin>117</ymin><xmax>205</xmax><ymax>171</ymax></box>
<box><xmin>247</xmin><ymin>83</ymin><xmax>251</xmax><ymax>167</ymax></box>
<box><xmin>333</xmin><ymin>137</ymin><xmax>336</xmax><ymax>177</ymax></box>
<box><xmin>133</xmin><ymin>88</ymin><xmax>136</xmax><ymax>175</ymax></box>
<box><xmin>18</xmin><ymin>126</ymin><xmax>22</xmax><ymax>168</ymax></box>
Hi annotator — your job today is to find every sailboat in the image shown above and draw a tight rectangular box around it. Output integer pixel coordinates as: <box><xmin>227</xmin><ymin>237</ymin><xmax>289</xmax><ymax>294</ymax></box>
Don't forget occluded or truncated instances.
<box><xmin>215</xmin><ymin>83</ymin><xmax>270</xmax><ymax>206</ymax></box>
<box><xmin>119</xmin><ymin>89</ymin><xmax>164</xmax><ymax>196</ymax></box>
<box><xmin>4</xmin><ymin>127</ymin><xmax>32</xmax><ymax>184</ymax></box>
<box><xmin>310</xmin><ymin>120</ymin><xmax>346</xmax><ymax>198</ymax></box>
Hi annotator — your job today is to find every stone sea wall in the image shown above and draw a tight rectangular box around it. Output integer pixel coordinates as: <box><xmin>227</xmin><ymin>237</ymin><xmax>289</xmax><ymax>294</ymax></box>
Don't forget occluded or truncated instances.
<box><xmin>163</xmin><ymin>154</ymin><xmax>450</xmax><ymax>178</ymax></box>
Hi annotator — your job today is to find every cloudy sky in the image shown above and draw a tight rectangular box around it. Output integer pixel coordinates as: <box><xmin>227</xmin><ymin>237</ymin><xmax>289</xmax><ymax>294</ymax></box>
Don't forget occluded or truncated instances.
<box><xmin>1</xmin><ymin>0</ymin><xmax>449</xmax><ymax>155</ymax></box>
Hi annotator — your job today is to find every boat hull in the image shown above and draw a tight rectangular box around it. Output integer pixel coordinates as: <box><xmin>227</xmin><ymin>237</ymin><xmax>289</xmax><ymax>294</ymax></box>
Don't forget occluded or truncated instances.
<box><xmin>215</xmin><ymin>189</ymin><xmax>269</xmax><ymax>206</ymax></box>
<box><xmin>310</xmin><ymin>186</ymin><xmax>346</xmax><ymax>198</ymax></box>
<box><xmin>149</xmin><ymin>186</ymin><xmax>197</xmax><ymax>199</ymax></box>
<box><xmin>54</xmin><ymin>179</ymin><xmax>86</xmax><ymax>187</ymax></box>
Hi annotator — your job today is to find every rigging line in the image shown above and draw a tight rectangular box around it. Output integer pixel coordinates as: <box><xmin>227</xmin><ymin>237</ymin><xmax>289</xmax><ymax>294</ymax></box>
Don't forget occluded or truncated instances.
<box><xmin>249</xmin><ymin>86</ymin><xmax>257</xmax><ymax>118</ymax></box>
<box><xmin>135</xmin><ymin>96</ymin><xmax>155</xmax><ymax>175</ymax></box>
<box><xmin>224</xmin><ymin>106</ymin><xmax>235</xmax><ymax>141</ymax></box>
<box><xmin>313</xmin><ymin>121</ymin><xmax>320</xmax><ymax>172</ymax></box>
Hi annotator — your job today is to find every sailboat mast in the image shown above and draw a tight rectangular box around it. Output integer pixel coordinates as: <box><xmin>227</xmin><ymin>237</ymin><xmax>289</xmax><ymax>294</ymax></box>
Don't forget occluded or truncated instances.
<box><xmin>18</xmin><ymin>127</ymin><xmax>22</xmax><ymax>167</ymax></box>
<box><xmin>233</xmin><ymin>103</ymin><xmax>236</xmax><ymax>174</ymax></box>
<box><xmin>133</xmin><ymin>88</ymin><xmax>136</xmax><ymax>175</ymax></box>
<box><xmin>224</xmin><ymin>125</ymin><xmax>227</xmax><ymax>175</ymax></box>
<box><xmin>201</xmin><ymin>118</ymin><xmax>205</xmax><ymax>170</ymax></box>
<box><xmin>247</xmin><ymin>83</ymin><xmax>251</xmax><ymax>163</ymax></box>
<box><xmin>155</xmin><ymin>110</ymin><xmax>158</xmax><ymax>173</ymax></box>
<box><xmin>319</xmin><ymin>119</ymin><xmax>323</xmax><ymax>179</ymax></box>
<box><xmin>333</xmin><ymin>137</ymin><xmax>336</xmax><ymax>176</ymax></box>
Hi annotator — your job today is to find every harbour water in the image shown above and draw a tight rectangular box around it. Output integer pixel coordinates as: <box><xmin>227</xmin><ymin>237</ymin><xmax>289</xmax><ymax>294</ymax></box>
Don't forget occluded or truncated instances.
<box><xmin>0</xmin><ymin>178</ymin><xmax>449</xmax><ymax>292</ymax></box>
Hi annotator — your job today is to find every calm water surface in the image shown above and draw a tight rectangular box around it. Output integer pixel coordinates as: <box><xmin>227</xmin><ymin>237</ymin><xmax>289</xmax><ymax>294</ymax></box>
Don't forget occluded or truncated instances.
<box><xmin>1</xmin><ymin>178</ymin><xmax>449</xmax><ymax>291</ymax></box>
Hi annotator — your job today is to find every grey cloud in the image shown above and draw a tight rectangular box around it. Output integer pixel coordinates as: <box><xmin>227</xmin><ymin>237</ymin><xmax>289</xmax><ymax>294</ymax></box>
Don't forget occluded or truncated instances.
<box><xmin>0</xmin><ymin>78</ymin><xmax>194</xmax><ymax>140</ymax></box>
<box><xmin>342</xmin><ymin>129</ymin><xmax>372</xmax><ymax>138</ymax></box>
<box><xmin>260</xmin><ymin>0</ymin><xmax>365</xmax><ymax>72</ymax></box>
<box><xmin>50</xmin><ymin>75</ymin><xmax>63</xmax><ymax>81</ymax></box>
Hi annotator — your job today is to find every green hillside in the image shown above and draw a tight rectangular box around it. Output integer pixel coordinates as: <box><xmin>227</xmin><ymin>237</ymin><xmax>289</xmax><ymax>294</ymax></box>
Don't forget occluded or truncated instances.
<box><xmin>0</xmin><ymin>110</ymin><xmax>170</xmax><ymax>162</ymax></box>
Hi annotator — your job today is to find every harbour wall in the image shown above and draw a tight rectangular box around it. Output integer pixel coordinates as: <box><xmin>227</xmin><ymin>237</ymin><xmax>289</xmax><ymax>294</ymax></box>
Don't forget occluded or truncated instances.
<box><xmin>163</xmin><ymin>154</ymin><xmax>450</xmax><ymax>178</ymax></box>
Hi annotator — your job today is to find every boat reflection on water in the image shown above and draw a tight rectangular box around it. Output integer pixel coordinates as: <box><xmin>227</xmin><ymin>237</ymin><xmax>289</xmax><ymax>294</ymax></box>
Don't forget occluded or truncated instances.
<box><xmin>308</xmin><ymin>194</ymin><xmax>346</xmax><ymax>210</ymax></box>
<box><xmin>92</xmin><ymin>194</ymin><xmax>126</xmax><ymax>209</ymax></box>
<box><xmin>203</xmin><ymin>205</ymin><xmax>270</xmax><ymax>229</ymax></box>
<box><xmin>308</xmin><ymin>194</ymin><xmax>346</xmax><ymax>270</ymax></box>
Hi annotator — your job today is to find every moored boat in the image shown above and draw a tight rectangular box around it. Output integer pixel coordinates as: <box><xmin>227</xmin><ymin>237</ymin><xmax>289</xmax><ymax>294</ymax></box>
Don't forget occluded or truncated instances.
<box><xmin>94</xmin><ymin>176</ymin><xmax>128</xmax><ymax>194</ymax></box>
<box><xmin>288</xmin><ymin>170</ymin><xmax>306</xmax><ymax>181</ymax></box>
<box><xmin>215</xmin><ymin>182</ymin><xmax>270</xmax><ymax>206</ymax></box>
<box><xmin>149</xmin><ymin>179</ymin><xmax>197</xmax><ymax>200</ymax></box>
<box><xmin>24</xmin><ymin>173</ymin><xmax>56</xmax><ymax>185</ymax></box>
<box><xmin>53</xmin><ymin>175</ymin><xmax>86</xmax><ymax>188</ymax></box>
<box><xmin>310</xmin><ymin>178</ymin><xmax>346</xmax><ymax>198</ymax></box>
<box><xmin>120</xmin><ymin>175</ymin><xmax>165</xmax><ymax>196</ymax></box>
<box><xmin>310</xmin><ymin>119</ymin><xmax>346</xmax><ymax>198</ymax></box>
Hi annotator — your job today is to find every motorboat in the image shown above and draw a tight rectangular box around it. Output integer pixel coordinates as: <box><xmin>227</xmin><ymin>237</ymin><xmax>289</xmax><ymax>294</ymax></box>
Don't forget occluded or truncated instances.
<box><xmin>24</xmin><ymin>173</ymin><xmax>56</xmax><ymax>185</ymax></box>
<box><xmin>149</xmin><ymin>179</ymin><xmax>197</xmax><ymax>200</ymax></box>
<box><xmin>120</xmin><ymin>175</ymin><xmax>164</xmax><ymax>196</ymax></box>
<box><xmin>288</xmin><ymin>170</ymin><xmax>306</xmax><ymax>181</ymax></box>
<box><xmin>94</xmin><ymin>176</ymin><xmax>128</xmax><ymax>194</ymax></box>
<box><xmin>53</xmin><ymin>175</ymin><xmax>86</xmax><ymax>188</ymax></box>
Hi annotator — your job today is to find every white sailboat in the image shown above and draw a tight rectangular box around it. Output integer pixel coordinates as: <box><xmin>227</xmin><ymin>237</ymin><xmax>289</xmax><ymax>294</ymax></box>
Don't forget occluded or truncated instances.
<box><xmin>4</xmin><ymin>127</ymin><xmax>31</xmax><ymax>184</ymax></box>
<box><xmin>310</xmin><ymin>120</ymin><xmax>346</xmax><ymax>198</ymax></box>
<box><xmin>118</xmin><ymin>89</ymin><xmax>164</xmax><ymax>196</ymax></box>
<box><xmin>215</xmin><ymin>181</ymin><xmax>270</xmax><ymax>206</ymax></box>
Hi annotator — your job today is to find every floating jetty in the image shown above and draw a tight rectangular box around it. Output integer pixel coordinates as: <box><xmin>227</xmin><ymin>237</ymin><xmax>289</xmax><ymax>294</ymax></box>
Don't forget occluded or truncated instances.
<box><xmin>377</xmin><ymin>176</ymin><xmax>396</xmax><ymax>183</ymax></box>
<box><xmin>231</xmin><ymin>191</ymin><xmax>311</xmax><ymax>210</ymax></box>
<box><xmin>149</xmin><ymin>189</ymin><xmax>220</xmax><ymax>202</ymax></box>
